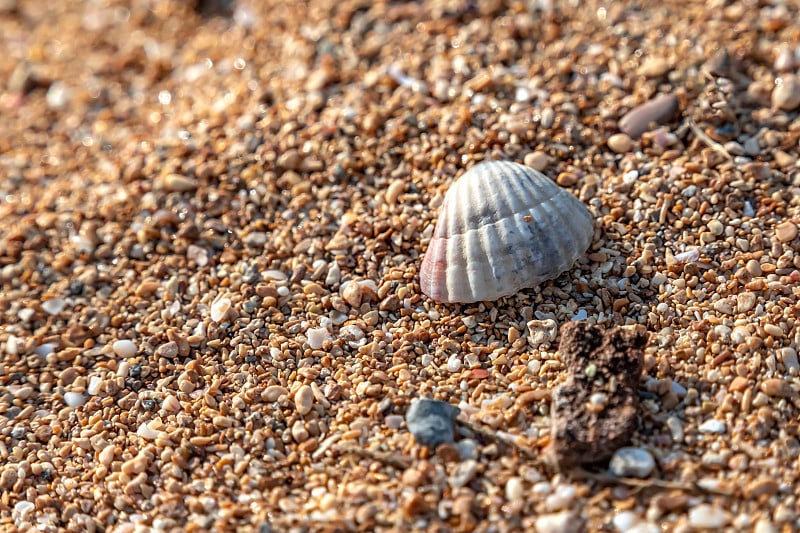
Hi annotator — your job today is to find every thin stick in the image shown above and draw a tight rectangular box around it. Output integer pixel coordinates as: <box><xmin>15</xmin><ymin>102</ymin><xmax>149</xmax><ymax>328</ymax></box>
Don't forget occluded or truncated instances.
<box><xmin>458</xmin><ymin>417</ymin><xmax>544</xmax><ymax>462</ymax></box>
<box><xmin>687</xmin><ymin>118</ymin><xmax>733</xmax><ymax>162</ymax></box>
<box><xmin>337</xmin><ymin>443</ymin><xmax>412</xmax><ymax>470</ymax></box>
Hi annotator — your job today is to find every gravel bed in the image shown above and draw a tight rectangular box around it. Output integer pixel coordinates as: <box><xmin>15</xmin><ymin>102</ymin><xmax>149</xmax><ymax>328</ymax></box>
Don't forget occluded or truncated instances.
<box><xmin>1</xmin><ymin>0</ymin><xmax>799</xmax><ymax>531</ymax></box>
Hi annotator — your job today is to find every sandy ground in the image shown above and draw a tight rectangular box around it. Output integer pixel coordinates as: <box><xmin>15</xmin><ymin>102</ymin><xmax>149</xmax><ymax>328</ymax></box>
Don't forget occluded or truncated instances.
<box><xmin>1</xmin><ymin>0</ymin><xmax>800</xmax><ymax>531</ymax></box>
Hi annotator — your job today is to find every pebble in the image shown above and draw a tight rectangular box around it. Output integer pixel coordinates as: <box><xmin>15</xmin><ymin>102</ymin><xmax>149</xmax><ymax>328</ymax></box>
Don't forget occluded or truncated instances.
<box><xmin>162</xmin><ymin>394</ymin><xmax>181</xmax><ymax>412</ymax></box>
<box><xmin>446</xmin><ymin>355</ymin><xmax>462</xmax><ymax>373</ymax></box>
<box><xmin>113</xmin><ymin>340</ymin><xmax>137</xmax><ymax>358</ymax></box>
<box><xmin>87</xmin><ymin>375</ymin><xmax>102</xmax><ymax>395</ymax></box>
<box><xmin>505</xmin><ymin>477</ymin><xmax>524</xmax><ymax>502</ymax></box>
<box><xmin>760</xmin><ymin>378</ymin><xmax>794</xmax><ymax>397</ymax></box>
<box><xmin>698</xmin><ymin>419</ymin><xmax>726</xmax><ymax>434</ymax></box>
<box><xmin>155</xmin><ymin>341</ymin><xmax>179</xmax><ymax>359</ymax></box>
<box><xmin>775</xmin><ymin>221</ymin><xmax>797</xmax><ymax>243</ymax></box>
<box><xmin>609</xmin><ymin>447</ymin><xmax>656</xmax><ymax>478</ymax></box>
<box><xmin>342</xmin><ymin>281</ymin><xmax>363</xmax><ymax>308</ymax></box>
<box><xmin>405</xmin><ymin>398</ymin><xmax>460</xmax><ymax>448</ymax></box>
<box><xmin>306</xmin><ymin>327</ymin><xmax>330</xmax><ymax>349</ymax></box>
<box><xmin>64</xmin><ymin>392</ymin><xmax>86</xmax><ymax>407</ymax></box>
<box><xmin>774</xmin><ymin>150</ymin><xmax>796</xmax><ymax>168</ymax></box>
<box><xmin>619</xmin><ymin>94</ymin><xmax>680</xmax><ymax>139</ymax></box>
<box><xmin>771</xmin><ymin>75</ymin><xmax>800</xmax><ymax>111</ymax></box>
<box><xmin>737</xmin><ymin>292</ymin><xmax>756</xmax><ymax>313</ymax></box>
<box><xmin>42</xmin><ymin>298</ymin><xmax>66</xmax><ymax>315</ymax></box>
<box><xmin>637</xmin><ymin>56</ymin><xmax>670</xmax><ymax>78</ymax></box>
<box><xmin>455</xmin><ymin>438</ymin><xmax>479</xmax><ymax>460</ymax></box>
<box><xmin>780</xmin><ymin>347</ymin><xmax>799</xmax><ymax>372</ymax></box>
<box><xmin>527</xmin><ymin>318</ymin><xmax>558</xmax><ymax>347</ymax></box>
<box><xmin>524</xmin><ymin>151</ymin><xmax>550</xmax><ymax>172</ymax></box>
<box><xmin>688</xmin><ymin>504</ymin><xmax>728</xmax><ymax>529</ymax></box>
<box><xmin>707</xmin><ymin>220</ymin><xmax>724</xmax><ymax>236</ymax></box>
<box><xmin>210</xmin><ymin>298</ymin><xmax>231</xmax><ymax>322</ymax></box>
<box><xmin>534</xmin><ymin>511</ymin><xmax>581</xmax><ymax>533</ymax></box>
<box><xmin>137</xmin><ymin>422</ymin><xmax>164</xmax><ymax>441</ymax></box>
<box><xmin>385</xmin><ymin>180</ymin><xmax>405</xmax><ymax>205</ymax></box>
<box><xmin>608</xmin><ymin>133</ymin><xmax>634</xmax><ymax>153</ymax></box>
<box><xmin>449</xmin><ymin>460</ymin><xmax>478</xmax><ymax>488</ymax></box>
<box><xmin>160</xmin><ymin>173</ymin><xmax>198</xmax><ymax>192</ymax></box>
<box><xmin>294</xmin><ymin>385</ymin><xmax>314</xmax><ymax>415</ymax></box>
<box><xmin>666</xmin><ymin>416</ymin><xmax>684</xmax><ymax>442</ymax></box>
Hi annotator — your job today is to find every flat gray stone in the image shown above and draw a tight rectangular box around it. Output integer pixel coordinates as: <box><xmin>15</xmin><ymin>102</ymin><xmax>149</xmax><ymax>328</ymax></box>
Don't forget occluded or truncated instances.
<box><xmin>405</xmin><ymin>398</ymin><xmax>460</xmax><ymax>448</ymax></box>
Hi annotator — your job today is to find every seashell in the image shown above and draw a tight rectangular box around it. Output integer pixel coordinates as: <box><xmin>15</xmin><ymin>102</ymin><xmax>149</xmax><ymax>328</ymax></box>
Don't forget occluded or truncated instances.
<box><xmin>420</xmin><ymin>161</ymin><xmax>593</xmax><ymax>303</ymax></box>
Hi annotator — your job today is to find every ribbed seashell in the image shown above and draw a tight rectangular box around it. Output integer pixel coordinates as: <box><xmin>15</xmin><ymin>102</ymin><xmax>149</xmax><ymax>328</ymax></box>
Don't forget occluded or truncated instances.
<box><xmin>420</xmin><ymin>161</ymin><xmax>594</xmax><ymax>303</ymax></box>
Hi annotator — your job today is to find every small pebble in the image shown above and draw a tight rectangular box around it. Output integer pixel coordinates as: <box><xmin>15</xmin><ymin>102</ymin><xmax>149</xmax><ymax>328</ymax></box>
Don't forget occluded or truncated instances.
<box><xmin>609</xmin><ymin>447</ymin><xmax>656</xmax><ymax>478</ymax></box>
<box><xmin>780</xmin><ymin>347</ymin><xmax>799</xmax><ymax>372</ymax></box>
<box><xmin>449</xmin><ymin>460</ymin><xmax>478</xmax><ymax>488</ymax></box>
<box><xmin>699</xmin><ymin>419</ymin><xmax>726</xmax><ymax>434</ymax></box>
<box><xmin>455</xmin><ymin>438</ymin><xmax>479</xmax><ymax>460</ymax></box>
<box><xmin>619</xmin><ymin>94</ymin><xmax>680</xmax><ymax>139</ymax></box>
<box><xmin>64</xmin><ymin>392</ymin><xmax>86</xmax><ymax>407</ymax></box>
<box><xmin>113</xmin><ymin>340</ymin><xmax>137</xmax><ymax>358</ymax></box>
<box><xmin>505</xmin><ymin>477</ymin><xmax>524</xmax><ymax>502</ymax></box>
<box><xmin>306</xmin><ymin>327</ymin><xmax>330</xmax><ymax>349</ymax></box>
<box><xmin>760</xmin><ymin>378</ymin><xmax>794</xmax><ymax>397</ymax></box>
<box><xmin>772</xmin><ymin>75</ymin><xmax>800</xmax><ymax>111</ymax></box>
<box><xmin>294</xmin><ymin>385</ymin><xmax>314</xmax><ymax>415</ymax></box>
<box><xmin>210</xmin><ymin>298</ymin><xmax>231</xmax><ymax>322</ymax></box>
<box><xmin>137</xmin><ymin>422</ymin><xmax>164</xmax><ymax>441</ymax></box>
<box><xmin>160</xmin><ymin>173</ymin><xmax>198</xmax><ymax>192</ymax></box>
<box><xmin>87</xmin><ymin>375</ymin><xmax>102</xmax><ymax>395</ymax></box>
<box><xmin>42</xmin><ymin>298</ymin><xmax>66</xmax><ymax>315</ymax></box>
<box><xmin>775</xmin><ymin>221</ymin><xmax>797</xmax><ymax>243</ymax></box>
<box><xmin>637</xmin><ymin>56</ymin><xmax>670</xmax><ymax>78</ymax></box>
<box><xmin>524</xmin><ymin>151</ymin><xmax>550</xmax><ymax>172</ymax></box>
<box><xmin>534</xmin><ymin>511</ymin><xmax>582</xmax><ymax>533</ymax></box>
<box><xmin>608</xmin><ymin>133</ymin><xmax>633</xmax><ymax>153</ymax></box>
<box><xmin>688</xmin><ymin>504</ymin><xmax>728</xmax><ymax>529</ymax></box>
<box><xmin>405</xmin><ymin>398</ymin><xmax>460</xmax><ymax>448</ymax></box>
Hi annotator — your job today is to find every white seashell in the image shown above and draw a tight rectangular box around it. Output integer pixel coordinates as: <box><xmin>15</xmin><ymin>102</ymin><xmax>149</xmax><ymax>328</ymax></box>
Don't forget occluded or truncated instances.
<box><xmin>420</xmin><ymin>161</ymin><xmax>593</xmax><ymax>303</ymax></box>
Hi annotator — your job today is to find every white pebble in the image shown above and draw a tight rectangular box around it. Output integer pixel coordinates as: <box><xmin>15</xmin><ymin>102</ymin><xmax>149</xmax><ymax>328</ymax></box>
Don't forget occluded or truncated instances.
<box><xmin>87</xmin><ymin>375</ymin><xmax>103</xmax><ymax>395</ymax></box>
<box><xmin>113</xmin><ymin>340</ymin><xmax>138</xmax><ymax>358</ymax></box>
<box><xmin>263</xmin><ymin>269</ymin><xmax>288</xmax><ymax>281</ymax></box>
<box><xmin>162</xmin><ymin>394</ymin><xmax>181</xmax><ymax>412</ymax></box>
<box><xmin>186</xmin><ymin>244</ymin><xmax>208</xmax><ymax>266</ymax></box>
<box><xmin>780</xmin><ymin>347</ymin><xmax>799</xmax><ymax>372</ymax></box>
<box><xmin>64</xmin><ymin>392</ymin><xmax>86</xmax><ymax>408</ymax></box>
<box><xmin>535</xmin><ymin>511</ymin><xmax>581</xmax><ymax>533</ymax></box>
<box><xmin>137</xmin><ymin>422</ymin><xmax>164</xmax><ymax>441</ymax></box>
<box><xmin>688</xmin><ymin>504</ymin><xmax>728</xmax><ymax>529</ymax></box>
<box><xmin>666</xmin><ymin>416</ymin><xmax>684</xmax><ymax>442</ymax></box>
<box><xmin>446</xmin><ymin>355</ymin><xmax>462</xmax><ymax>373</ymax></box>
<box><xmin>34</xmin><ymin>344</ymin><xmax>56</xmax><ymax>357</ymax></box>
<box><xmin>13</xmin><ymin>501</ymin><xmax>34</xmax><ymax>519</ymax></box>
<box><xmin>306</xmin><ymin>327</ymin><xmax>330</xmax><ymax>349</ymax></box>
<box><xmin>210</xmin><ymin>297</ymin><xmax>231</xmax><ymax>322</ymax></box>
<box><xmin>609</xmin><ymin>447</ymin><xmax>656</xmax><ymax>478</ymax></box>
<box><xmin>545</xmin><ymin>484</ymin><xmax>577</xmax><ymax>510</ymax></box>
<box><xmin>698</xmin><ymin>419</ymin><xmax>726</xmax><ymax>434</ymax></box>
<box><xmin>505</xmin><ymin>477</ymin><xmax>524</xmax><ymax>502</ymax></box>
<box><xmin>613</xmin><ymin>511</ymin><xmax>639</xmax><ymax>532</ymax></box>
<box><xmin>42</xmin><ymin>298</ymin><xmax>66</xmax><ymax>315</ymax></box>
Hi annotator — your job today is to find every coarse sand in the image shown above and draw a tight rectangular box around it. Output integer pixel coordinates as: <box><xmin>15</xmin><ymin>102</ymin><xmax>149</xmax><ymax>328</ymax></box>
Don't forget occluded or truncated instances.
<box><xmin>1</xmin><ymin>0</ymin><xmax>800</xmax><ymax>531</ymax></box>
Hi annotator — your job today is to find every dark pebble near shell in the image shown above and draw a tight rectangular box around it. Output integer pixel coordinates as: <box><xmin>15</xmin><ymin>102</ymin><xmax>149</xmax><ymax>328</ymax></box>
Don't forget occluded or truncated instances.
<box><xmin>405</xmin><ymin>398</ymin><xmax>460</xmax><ymax>448</ymax></box>
<box><xmin>619</xmin><ymin>93</ymin><xmax>680</xmax><ymax>139</ymax></box>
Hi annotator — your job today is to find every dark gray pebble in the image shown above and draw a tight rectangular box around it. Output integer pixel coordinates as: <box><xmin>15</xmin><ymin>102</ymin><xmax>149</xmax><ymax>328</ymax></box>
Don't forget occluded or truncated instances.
<box><xmin>405</xmin><ymin>398</ymin><xmax>460</xmax><ymax>448</ymax></box>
